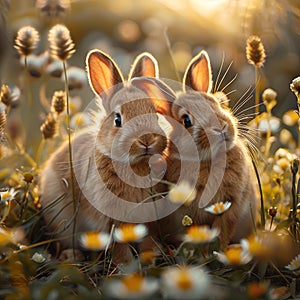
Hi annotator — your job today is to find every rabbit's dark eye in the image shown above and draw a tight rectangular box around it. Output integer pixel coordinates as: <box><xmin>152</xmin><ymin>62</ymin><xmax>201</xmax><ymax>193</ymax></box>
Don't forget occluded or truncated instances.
<box><xmin>114</xmin><ymin>113</ymin><xmax>122</xmax><ymax>127</ymax></box>
<box><xmin>182</xmin><ymin>114</ymin><xmax>192</xmax><ymax>128</ymax></box>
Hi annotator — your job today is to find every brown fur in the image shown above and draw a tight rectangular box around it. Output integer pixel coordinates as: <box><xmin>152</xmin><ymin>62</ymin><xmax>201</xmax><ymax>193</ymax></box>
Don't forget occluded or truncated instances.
<box><xmin>135</xmin><ymin>52</ymin><xmax>258</xmax><ymax>248</ymax></box>
<box><xmin>166</xmin><ymin>51</ymin><xmax>258</xmax><ymax>247</ymax></box>
<box><xmin>39</xmin><ymin>50</ymin><xmax>171</xmax><ymax>262</ymax></box>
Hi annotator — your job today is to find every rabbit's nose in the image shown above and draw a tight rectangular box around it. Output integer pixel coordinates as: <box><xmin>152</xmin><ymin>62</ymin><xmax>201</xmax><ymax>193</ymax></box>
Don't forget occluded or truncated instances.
<box><xmin>213</xmin><ymin>125</ymin><xmax>231</xmax><ymax>142</ymax></box>
<box><xmin>219</xmin><ymin>130</ymin><xmax>231</xmax><ymax>142</ymax></box>
<box><xmin>137</xmin><ymin>133</ymin><xmax>158</xmax><ymax>148</ymax></box>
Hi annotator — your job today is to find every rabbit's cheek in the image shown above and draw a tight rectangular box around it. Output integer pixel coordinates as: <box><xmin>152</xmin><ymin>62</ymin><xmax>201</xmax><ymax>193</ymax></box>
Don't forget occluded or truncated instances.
<box><xmin>194</xmin><ymin>127</ymin><xmax>210</xmax><ymax>150</ymax></box>
<box><xmin>129</xmin><ymin>141</ymin><xmax>143</xmax><ymax>159</ymax></box>
<box><xmin>97</xmin><ymin>128</ymin><xmax>118</xmax><ymax>152</ymax></box>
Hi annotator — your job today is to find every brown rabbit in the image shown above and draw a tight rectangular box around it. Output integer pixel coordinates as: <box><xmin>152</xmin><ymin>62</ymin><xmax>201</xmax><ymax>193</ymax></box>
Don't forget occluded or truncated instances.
<box><xmin>135</xmin><ymin>51</ymin><xmax>258</xmax><ymax>248</ymax></box>
<box><xmin>39</xmin><ymin>50</ymin><xmax>172</xmax><ymax>261</ymax></box>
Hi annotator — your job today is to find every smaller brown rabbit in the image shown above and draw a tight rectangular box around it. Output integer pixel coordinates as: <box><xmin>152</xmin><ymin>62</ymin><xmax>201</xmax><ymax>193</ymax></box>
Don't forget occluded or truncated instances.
<box><xmin>135</xmin><ymin>51</ymin><xmax>258</xmax><ymax>248</ymax></box>
<box><xmin>39</xmin><ymin>50</ymin><xmax>172</xmax><ymax>262</ymax></box>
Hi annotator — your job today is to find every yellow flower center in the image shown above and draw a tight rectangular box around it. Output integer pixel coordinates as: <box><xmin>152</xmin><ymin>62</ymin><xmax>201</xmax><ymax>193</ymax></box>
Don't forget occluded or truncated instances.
<box><xmin>224</xmin><ymin>247</ymin><xmax>242</xmax><ymax>265</ymax></box>
<box><xmin>1</xmin><ymin>192</ymin><xmax>12</xmax><ymax>201</ymax></box>
<box><xmin>213</xmin><ymin>203</ymin><xmax>224</xmax><ymax>214</ymax></box>
<box><xmin>84</xmin><ymin>232</ymin><xmax>104</xmax><ymax>249</ymax></box>
<box><xmin>186</xmin><ymin>226</ymin><xmax>210</xmax><ymax>242</ymax></box>
<box><xmin>119</xmin><ymin>224</ymin><xmax>138</xmax><ymax>242</ymax></box>
<box><xmin>247</xmin><ymin>282</ymin><xmax>267</xmax><ymax>297</ymax></box>
<box><xmin>247</xmin><ymin>237</ymin><xmax>270</xmax><ymax>258</ymax></box>
<box><xmin>122</xmin><ymin>274</ymin><xmax>143</xmax><ymax>292</ymax></box>
<box><xmin>177</xmin><ymin>270</ymin><xmax>193</xmax><ymax>290</ymax></box>
<box><xmin>140</xmin><ymin>250</ymin><xmax>155</xmax><ymax>264</ymax></box>
<box><xmin>292</xmin><ymin>259</ymin><xmax>300</xmax><ymax>270</ymax></box>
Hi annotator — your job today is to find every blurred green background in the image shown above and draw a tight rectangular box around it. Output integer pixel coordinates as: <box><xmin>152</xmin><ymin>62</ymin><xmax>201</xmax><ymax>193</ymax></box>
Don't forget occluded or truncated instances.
<box><xmin>1</xmin><ymin>0</ymin><xmax>300</xmax><ymax>157</ymax></box>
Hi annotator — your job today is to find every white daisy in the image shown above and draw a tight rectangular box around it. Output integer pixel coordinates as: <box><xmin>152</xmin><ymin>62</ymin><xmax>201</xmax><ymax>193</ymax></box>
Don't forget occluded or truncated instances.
<box><xmin>214</xmin><ymin>244</ymin><xmax>252</xmax><ymax>265</ymax></box>
<box><xmin>204</xmin><ymin>201</ymin><xmax>231</xmax><ymax>215</ymax></box>
<box><xmin>184</xmin><ymin>225</ymin><xmax>219</xmax><ymax>244</ymax></box>
<box><xmin>168</xmin><ymin>181</ymin><xmax>197</xmax><ymax>206</ymax></box>
<box><xmin>104</xmin><ymin>273</ymin><xmax>159</xmax><ymax>299</ymax></box>
<box><xmin>79</xmin><ymin>231</ymin><xmax>111</xmax><ymax>251</ymax></box>
<box><xmin>240</xmin><ymin>235</ymin><xmax>271</xmax><ymax>259</ymax></box>
<box><xmin>285</xmin><ymin>254</ymin><xmax>300</xmax><ymax>271</ymax></box>
<box><xmin>0</xmin><ymin>188</ymin><xmax>17</xmax><ymax>202</ymax></box>
<box><xmin>161</xmin><ymin>266</ymin><xmax>210</xmax><ymax>300</ymax></box>
<box><xmin>113</xmin><ymin>224</ymin><xmax>148</xmax><ymax>243</ymax></box>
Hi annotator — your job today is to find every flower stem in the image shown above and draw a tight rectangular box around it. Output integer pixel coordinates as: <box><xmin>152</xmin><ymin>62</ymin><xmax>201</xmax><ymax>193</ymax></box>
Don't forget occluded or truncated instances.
<box><xmin>62</xmin><ymin>61</ymin><xmax>77</xmax><ymax>249</ymax></box>
<box><xmin>269</xmin><ymin>260</ymin><xmax>290</xmax><ymax>285</ymax></box>
<box><xmin>0</xmin><ymin>200</ymin><xmax>12</xmax><ymax>223</ymax></box>
<box><xmin>19</xmin><ymin>183</ymin><xmax>30</xmax><ymax>221</ymax></box>
<box><xmin>297</xmin><ymin>99</ymin><xmax>300</xmax><ymax>149</ymax></box>
<box><xmin>255</xmin><ymin>66</ymin><xmax>260</xmax><ymax>128</ymax></box>
<box><xmin>164</xmin><ymin>28</ymin><xmax>181</xmax><ymax>83</ymax></box>
<box><xmin>24</xmin><ymin>56</ymin><xmax>32</xmax><ymax>106</ymax></box>
<box><xmin>264</xmin><ymin>106</ymin><xmax>272</xmax><ymax>158</ymax></box>
<box><xmin>252</xmin><ymin>159</ymin><xmax>265</xmax><ymax>229</ymax></box>
<box><xmin>291</xmin><ymin>164</ymin><xmax>297</xmax><ymax>240</ymax></box>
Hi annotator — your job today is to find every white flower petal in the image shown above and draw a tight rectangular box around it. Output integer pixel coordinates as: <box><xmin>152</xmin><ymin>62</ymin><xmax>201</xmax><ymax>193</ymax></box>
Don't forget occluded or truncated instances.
<box><xmin>286</xmin><ymin>254</ymin><xmax>300</xmax><ymax>271</ymax></box>
<box><xmin>134</xmin><ymin>224</ymin><xmax>148</xmax><ymax>239</ymax></box>
<box><xmin>104</xmin><ymin>276</ymin><xmax>159</xmax><ymax>299</ymax></box>
<box><xmin>79</xmin><ymin>232</ymin><xmax>110</xmax><ymax>250</ymax></box>
<box><xmin>161</xmin><ymin>266</ymin><xmax>210</xmax><ymax>300</ymax></box>
<box><xmin>168</xmin><ymin>181</ymin><xmax>197</xmax><ymax>205</ymax></box>
<box><xmin>32</xmin><ymin>252</ymin><xmax>46</xmax><ymax>263</ymax></box>
<box><xmin>204</xmin><ymin>201</ymin><xmax>232</xmax><ymax>215</ymax></box>
<box><xmin>113</xmin><ymin>224</ymin><xmax>148</xmax><ymax>243</ymax></box>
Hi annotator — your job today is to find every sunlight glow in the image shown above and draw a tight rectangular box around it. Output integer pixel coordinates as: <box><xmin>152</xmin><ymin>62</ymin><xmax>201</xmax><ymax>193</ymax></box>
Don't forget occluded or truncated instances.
<box><xmin>189</xmin><ymin>0</ymin><xmax>229</xmax><ymax>16</ymax></box>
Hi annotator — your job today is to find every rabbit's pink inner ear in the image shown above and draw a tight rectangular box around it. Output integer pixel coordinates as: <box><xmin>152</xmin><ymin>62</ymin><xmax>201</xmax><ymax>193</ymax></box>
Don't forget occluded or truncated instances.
<box><xmin>183</xmin><ymin>51</ymin><xmax>213</xmax><ymax>93</ymax></box>
<box><xmin>128</xmin><ymin>52</ymin><xmax>159</xmax><ymax>79</ymax></box>
<box><xmin>131</xmin><ymin>77</ymin><xmax>175</xmax><ymax>116</ymax></box>
<box><xmin>86</xmin><ymin>50</ymin><xmax>124</xmax><ymax>98</ymax></box>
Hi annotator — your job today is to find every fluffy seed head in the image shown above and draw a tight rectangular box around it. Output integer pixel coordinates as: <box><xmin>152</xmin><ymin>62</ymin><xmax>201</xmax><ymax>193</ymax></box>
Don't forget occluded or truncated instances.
<box><xmin>36</xmin><ymin>0</ymin><xmax>71</xmax><ymax>17</ymax></box>
<box><xmin>40</xmin><ymin>113</ymin><xmax>57</xmax><ymax>139</ymax></box>
<box><xmin>1</xmin><ymin>85</ymin><xmax>12</xmax><ymax>106</ymax></box>
<box><xmin>0</xmin><ymin>145</ymin><xmax>6</xmax><ymax>160</ymax></box>
<box><xmin>51</xmin><ymin>90</ymin><xmax>66</xmax><ymax>114</ymax></box>
<box><xmin>0</xmin><ymin>103</ymin><xmax>6</xmax><ymax>139</ymax></box>
<box><xmin>14</xmin><ymin>26</ymin><xmax>40</xmax><ymax>57</ymax></box>
<box><xmin>48</xmin><ymin>24</ymin><xmax>75</xmax><ymax>61</ymax></box>
<box><xmin>290</xmin><ymin>76</ymin><xmax>300</xmax><ymax>98</ymax></box>
<box><xmin>246</xmin><ymin>35</ymin><xmax>266</xmax><ymax>67</ymax></box>
<box><xmin>0</xmin><ymin>109</ymin><xmax>6</xmax><ymax>131</ymax></box>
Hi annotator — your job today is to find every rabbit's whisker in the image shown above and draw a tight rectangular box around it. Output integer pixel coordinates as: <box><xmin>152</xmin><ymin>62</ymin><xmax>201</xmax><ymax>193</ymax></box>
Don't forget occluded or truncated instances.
<box><xmin>232</xmin><ymin>85</ymin><xmax>255</xmax><ymax>114</ymax></box>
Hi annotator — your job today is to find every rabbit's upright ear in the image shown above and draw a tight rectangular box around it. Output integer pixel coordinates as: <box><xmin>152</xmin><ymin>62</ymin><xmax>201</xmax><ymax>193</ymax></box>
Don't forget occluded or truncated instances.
<box><xmin>183</xmin><ymin>50</ymin><xmax>212</xmax><ymax>93</ymax></box>
<box><xmin>128</xmin><ymin>52</ymin><xmax>159</xmax><ymax>80</ymax></box>
<box><xmin>131</xmin><ymin>77</ymin><xmax>175</xmax><ymax>116</ymax></box>
<box><xmin>86</xmin><ymin>49</ymin><xmax>124</xmax><ymax>99</ymax></box>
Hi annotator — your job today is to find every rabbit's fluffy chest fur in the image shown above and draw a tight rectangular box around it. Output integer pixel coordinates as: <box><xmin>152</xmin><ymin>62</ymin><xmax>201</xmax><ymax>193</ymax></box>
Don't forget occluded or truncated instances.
<box><xmin>164</xmin><ymin>138</ymin><xmax>256</xmax><ymax>244</ymax></box>
<box><xmin>40</xmin><ymin>130</ymin><xmax>157</xmax><ymax>247</ymax></box>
